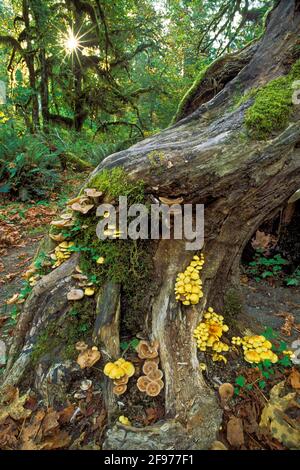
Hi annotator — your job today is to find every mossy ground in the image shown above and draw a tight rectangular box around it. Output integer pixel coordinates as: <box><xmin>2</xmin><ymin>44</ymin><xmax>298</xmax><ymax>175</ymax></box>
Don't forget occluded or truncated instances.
<box><xmin>244</xmin><ymin>59</ymin><xmax>300</xmax><ymax>139</ymax></box>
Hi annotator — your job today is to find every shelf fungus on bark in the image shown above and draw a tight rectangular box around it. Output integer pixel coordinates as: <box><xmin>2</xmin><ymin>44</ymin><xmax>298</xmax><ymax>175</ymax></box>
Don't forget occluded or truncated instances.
<box><xmin>83</xmin><ymin>188</ymin><xmax>103</xmax><ymax>203</ymax></box>
<box><xmin>174</xmin><ymin>254</ymin><xmax>205</xmax><ymax>305</ymax></box>
<box><xmin>77</xmin><ymin>346</ymin><xmax>101</xmax><ymax>368</ymax></box>
<box><xmin>136</xmin><ymin>340</ymin><xmax>159</xmax><ymax>360</ymax></box>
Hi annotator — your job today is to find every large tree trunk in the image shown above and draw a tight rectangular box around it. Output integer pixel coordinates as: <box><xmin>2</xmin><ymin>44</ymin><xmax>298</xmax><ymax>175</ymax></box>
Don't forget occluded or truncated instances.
<box><xmin>2</xmin><ymin>0</ymin><xmax>300</xmax><ymax>450</ymax></box>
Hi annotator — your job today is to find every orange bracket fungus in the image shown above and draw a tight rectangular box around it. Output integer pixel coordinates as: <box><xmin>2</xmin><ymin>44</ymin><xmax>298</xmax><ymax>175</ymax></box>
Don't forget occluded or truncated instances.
<box><xmin>174</xmin><ymin>254</ymin><xmax>204</xmax><ymax>305</ymax></box>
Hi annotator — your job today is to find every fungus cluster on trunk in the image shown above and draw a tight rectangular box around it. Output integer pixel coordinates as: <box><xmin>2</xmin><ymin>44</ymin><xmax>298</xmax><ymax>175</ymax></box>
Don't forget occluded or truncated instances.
<box><xmin>174</xmin><ymin>254</ymin><xmax>205</xmax><ymax>305</ymax></box>
<box><xmin>136</xmin><ymin>340</ymin><xmax>164</xmax><ymax>397</ymax></box>
<box><xmin>104</xmin><ymin>358</ymin><xmax>136</xmax><ymax>396</ymax></box>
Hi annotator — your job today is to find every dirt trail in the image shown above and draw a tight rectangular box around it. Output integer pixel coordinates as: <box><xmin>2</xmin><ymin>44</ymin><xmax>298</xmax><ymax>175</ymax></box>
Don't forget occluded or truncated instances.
<box><xmin>241</xmin><ymin>280</ymin><xmax>300</xmax><ymax>343</ymax></box>
<box><xmin>0</xmin><ymin>240</ymin><xmax>40</xmax><ymax>316</ymax></box>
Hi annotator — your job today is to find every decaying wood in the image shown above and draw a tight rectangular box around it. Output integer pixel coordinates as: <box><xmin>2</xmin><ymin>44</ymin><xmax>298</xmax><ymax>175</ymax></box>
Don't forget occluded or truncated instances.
<box><xmin>93</xmin><ymin>282</ymin><xmax>121</xmax><ymax>420</ymax></box>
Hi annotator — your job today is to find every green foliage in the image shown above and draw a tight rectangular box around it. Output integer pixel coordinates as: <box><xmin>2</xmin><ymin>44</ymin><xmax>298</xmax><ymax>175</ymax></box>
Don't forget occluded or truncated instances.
<box><xmin>285</xmin><ymin>266</ymin><xmax>300</xmax><ymax>287</ymax></box>
<box><xmin>245</xmin><ymin>59</ymin><xmax>300</xmax><ymax>139</ymax></box>
<box><xmin>245</xmin><ymin>250</ymin><xmax>287</xmax><ymax>282</ymax></box>
<box><xmin>120</xmin><ymin>338</ymin><xmax>140</xmax><ymax>352</ymax></box>
<box><xmin>0</xmin><ymin>123</ymin><xmax>61</xmax><ymax>199</ymax></box>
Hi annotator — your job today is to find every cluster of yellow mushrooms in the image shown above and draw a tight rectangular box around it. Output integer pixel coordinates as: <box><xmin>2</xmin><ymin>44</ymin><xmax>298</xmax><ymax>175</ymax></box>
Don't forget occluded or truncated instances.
<box><xmin>231</xmin><ymin>335</ymin><xmax>278</xmax><ymax>364</ymax></box>
<box><xmin>50</xmin><ymin>241</ymin><xmax>75</xmax><ymax>268</ymax></box>
<box><xmin>104</xmin><ymin>358</ymin><xmax>136</xmax><ymax>396</ymax></box>
<box><xmin>194</xmin><ymin>307</ymin><xmax>230</xmax><ymax>363</ymax></box>
<box><xmin>174</xmin><ymin>254</ymin><xmax>205</xmax><ymax>305</ymax></box>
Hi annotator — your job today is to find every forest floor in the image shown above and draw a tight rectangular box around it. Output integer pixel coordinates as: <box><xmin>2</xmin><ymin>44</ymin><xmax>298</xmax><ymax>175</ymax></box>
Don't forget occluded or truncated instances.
<box><xmin>0</xmin><ymin>170</ymin><xmax>88</xmax><ymax>325</ymax></box>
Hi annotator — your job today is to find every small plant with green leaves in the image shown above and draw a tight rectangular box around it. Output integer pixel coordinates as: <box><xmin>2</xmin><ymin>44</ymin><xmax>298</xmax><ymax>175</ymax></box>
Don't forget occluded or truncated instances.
<box><xmin>246</xmin><ymin>250</ymin><xmax>287</xmax><ymax>282</ymax></box>
<box><xmin>120</xmin><ymin>338</ymin><xmax>140</xmax><ymax>353</ymax></box>
<box><xmin>285</xmin><ymin>266</ymin><xmax>300</xmax><ymax>287</ymax></box>
<box><xmin>234</xmin><ymin>327</ymin><xmax>293</xmax><ymax>396</ymax></box>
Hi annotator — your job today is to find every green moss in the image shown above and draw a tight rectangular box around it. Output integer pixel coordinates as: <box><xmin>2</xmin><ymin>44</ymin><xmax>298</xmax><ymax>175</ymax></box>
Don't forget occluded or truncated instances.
<box><xmin>147</xmin><ymin>150</ymin><xmax>166</xmax><ymax>167</ymax></box>
<box><xmin>224</xmin><ymin>288</ymin><xmax>243</xmax><ymax>318</ymax></box>
<box><xmin>88</xmin><ymin>167</ymin><xmax>145</xmax><ymax>204</ymax></box>
<box><xmin>245</xmin><ymin>59</ymin><xmax>300</xmax><ymax>139</ymax></box>
<box><xmin>31</xmin><ymin>298</ymin><xmax>96</xmax><ymax>364</ymax></box>
<box><xmin>171</xmin><ymin>65</ymin><xmax>209</xmax><ymax>124</ymax></box>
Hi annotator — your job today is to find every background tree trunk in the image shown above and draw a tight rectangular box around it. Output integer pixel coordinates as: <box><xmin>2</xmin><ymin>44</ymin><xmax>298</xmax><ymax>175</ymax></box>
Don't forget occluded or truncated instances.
<box><xmin>2</xmin><ymin>0</ymin><xmax>300</xmax><ymax>450</ymax></box>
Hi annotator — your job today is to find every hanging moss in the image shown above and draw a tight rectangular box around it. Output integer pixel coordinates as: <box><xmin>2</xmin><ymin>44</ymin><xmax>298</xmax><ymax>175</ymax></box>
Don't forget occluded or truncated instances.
<box><xmin>245</xmin><ymin>59</ymin><xmax>300</xmax><ymax>139</ymax></box>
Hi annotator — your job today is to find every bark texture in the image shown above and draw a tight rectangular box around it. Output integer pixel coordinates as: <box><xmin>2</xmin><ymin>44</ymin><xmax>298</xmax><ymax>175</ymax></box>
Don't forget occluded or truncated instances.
<box><xmin>2</xmin><ymin>0</ymin><xmax>300</xmax><ymax>450</ymax></box>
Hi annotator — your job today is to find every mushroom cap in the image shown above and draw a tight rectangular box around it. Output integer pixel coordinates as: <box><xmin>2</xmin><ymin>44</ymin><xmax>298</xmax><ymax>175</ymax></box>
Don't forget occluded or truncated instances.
<box><xmin>137</xmin><ymin>375</ymin><xmax>151</xmax><ymax>392</ymax></box>
<box><xmin>113</xmin><ymin>375</ymin><xmax>129</xmax><ymax>386</ymax></box>
<box><xmin>67</xmin><ymin>289</ymin><xmax>84</xmax><ymax>301</ymax></box>
<box><xmin>118</xmin><ymin>415</ymin><xmax>131</xmax><ymax>426</ymax></box>
<box><xmin>244</xmin><ymin>350</ymin><xmax>261</xmax><ymax>363</ymax></box>
<box><xmin>66</xmin><ymin>195</ymin><xmax>85</xmax><ymax>206</ymax></box>
<box><xmin>159</xmin><ymin>196</ymin><xmax>184</xmax><ymax>205</ymax></box>
<box><xmin>71</xmin><ymin>202</ymin><xmax>94</xmax><ymax>214</ymax></box>
<box><xmin>60</xmin><ymin>212</ymin><xmax>73</xmax><ymax>220</ymax></box>
<box><xmin>104</xmin><ymin>362</ymin><xmax>115</xmax><ymax>376</ymax></box>
<box><xmin>77</xmin><ymin>348</ymin><xmax>101</xmax><ymax>368</ymax></box>
<box><xmin>108</xmin><ymin>365</ymin><xmax>126</xmax><ymax>380</ymax></box>
<box><xmin>218</xmin><ymin>383</ymin><xmax>234</xmax><ymax>402</ymax></box>
<box><xmin>145</xmin><ymin>381</ymin><xmax>162</xmax><ymax>397</ymax></box>
<box><xmin>120</xmin><ymin>361</ymin><xmax>135</xmax><ymax>377</ymax></box>
<box><xmin>51</xmin><ymin>219</ymin><xmax>74</xmax><ymax>228</ymax></box>
<box><xmin>75</xmin><ymin>341</ymin><xmax>88</xmax><ymax>352</ymax></box>
<box><xmin>113</xmin><ymin>384</ymin><xmax>127</xmax><ymax>396</ymax></box>
<box><xmin>49</xmin><ymin>233</ymin><xmax>65</xmax><ymax>242</ymax></box>
<box><xmin>84</xmin><ymin>287</ymin><xmax>95</xmax><ymax>296</ymax></box>
<box><xmin>84</xmin><ymin>188</ymin><xmax>103</xmax><ymax>198</ymax></box>
<box><xmin>142</xmin><ymin>360</ymin><xmax>159</xmax><ymax>375</ymax></box>
<box><xmin>147</xmin><ymin>369</ymin><xmax>163</xmax><ymax>381</ymax></box>
<box><xmin>155</xmin><ymin>379</ymin><xmax>164</xmax><ymax>389</ymax></box>
<box><xmin>137</xmin><ymin>340</ymin><xmax>159</xmax><ymax>359</ymax></box>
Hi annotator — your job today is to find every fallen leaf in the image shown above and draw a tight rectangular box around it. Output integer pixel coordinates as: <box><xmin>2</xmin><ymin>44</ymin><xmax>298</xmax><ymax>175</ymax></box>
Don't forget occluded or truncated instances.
<box><xmin>42</xmin><ymin>409</ymin><xmax>59</xmax><ymax>436</ymax></box>
<box><xmin>0</xmin><ymin>388</ymin><xmax>31</xmax><ymax>424</ymax></box>
<box><xmin>260</xmin><ymin>381</ymin><xmax>300</xmax><ymax>449</ymax></box>
<box><xmin>289</xmin><ymin>368</ymin><xmax>300</xmax><ymax>390</ymax></box>
<box><xmin>226</xmin><ymin>416</ymin><xmax>244</xmax><ymax>448</ymax></box>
